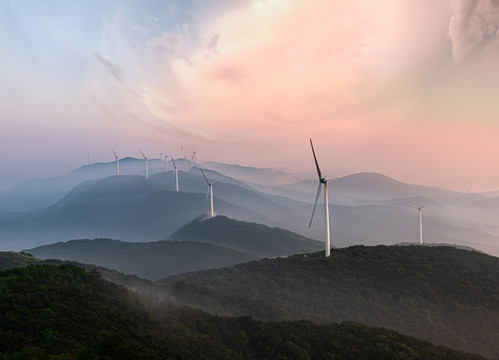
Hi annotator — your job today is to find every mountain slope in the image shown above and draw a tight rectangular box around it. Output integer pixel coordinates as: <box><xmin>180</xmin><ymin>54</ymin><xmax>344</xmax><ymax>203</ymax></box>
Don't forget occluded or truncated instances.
<box><xmin>169</xmin><ymin>215</ymin><xmax>323</xmax><ymax>257</ymax></box>
<box><xmin>26</xmin><ymin>238</ymin><xmax>257</xmax><ymax>280</ymax></box>
<box><xmin>0</xmin><ymin>175</ymin><xmax>273</xmax><ymax>250</ymax></box>
<box><xmin>162</xmin><ymin>245</ymin><xmax>499</xmax><ymax>358</ymax></box>
<box><xmin>0</xmin><ymin>263</ymin><xmax>485</xmax><ymax>359</ymax></box>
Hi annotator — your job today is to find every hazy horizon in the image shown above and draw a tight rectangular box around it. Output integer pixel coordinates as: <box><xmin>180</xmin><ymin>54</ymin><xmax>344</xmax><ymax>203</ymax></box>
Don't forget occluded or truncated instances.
<box><xmin>1</xmin><ymin>0</ymin><xmax>499</xmax><ymax>192</ymax></box>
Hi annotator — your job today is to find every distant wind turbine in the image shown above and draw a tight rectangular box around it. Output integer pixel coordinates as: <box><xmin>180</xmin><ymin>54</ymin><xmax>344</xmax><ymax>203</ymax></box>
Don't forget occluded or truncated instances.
<box><xmin>165</xmin><ymin>154</ymin><xmax>169</xmax><ymax>171</ymax></box>
<box><xmin>139</xmin><ymin>149</ymin><xmax>148</xmax><ymax>179</ymax></box>
<box><xmin>112</xmin><ymin>150</ymin><xmax>119</xmax><ymax>176</ymax></box>
<box><xmin>172</xmin><ymin>157</ymin><xmax>179</xmax><ymax>191</ymax></box>
<box><xmin>200</xmin><ymin>168</ymin><xmax>215</xmax><ymax>217</ymax></box>
<box><xmin>409</xmin><ymin>198</ymin><xmax>438</xmax><ymax>245</ymax></box>
<box><xmin>308</xmin><ymin>139</ymin><xmax>332</xmax><ymax>257</ymax></box>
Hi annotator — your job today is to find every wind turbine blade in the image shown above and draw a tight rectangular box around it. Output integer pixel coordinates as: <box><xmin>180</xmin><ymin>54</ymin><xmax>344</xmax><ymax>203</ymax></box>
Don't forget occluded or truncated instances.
<box><xmin>199</xmin><ymin>168</ymin><xmax>209</xmax><ymax>184</ymax></box>
<box><xmin>139</xmin><ymin>149</ymin><xmax>147</xmax><ymax>159</ymax></box>
<box><xmin>205</xmin><ymin>187</ymin><xmax>210</xmax><ymax>202</ymax></box>
<box><xmin>309</xmin><ymin>183</ymin><xmax>322</xmax><ymax>228</ymax></box>
<box><xmin>310</xmin><ymin>139</ymin><xmax>322</xmax><ymax>180</ymax></box>
<box><xmin>171</xmin><ymin>157</ymin><xmax>177</xmax><ymax>169</ymax></box>
<box><xmin>112</xmin><ymin>150</ymin><xmax>118</xmax><ymax>159</ymax></box>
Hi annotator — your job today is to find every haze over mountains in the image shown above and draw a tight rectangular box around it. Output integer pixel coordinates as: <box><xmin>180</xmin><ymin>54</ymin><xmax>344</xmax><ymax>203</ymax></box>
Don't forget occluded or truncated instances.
<box><xmin>0</xmin><ymin>158</ymin><xmax>498</xmax><ymax>256</ymax></box>
<box><xmin>1</xmin><ymin>158</ymin><xmax>498</xmax><ymax>358</ymax></box>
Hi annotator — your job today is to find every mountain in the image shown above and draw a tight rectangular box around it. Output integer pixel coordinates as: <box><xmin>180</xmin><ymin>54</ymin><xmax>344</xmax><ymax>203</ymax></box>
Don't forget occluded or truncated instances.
<box><xmin>202</xmin><ymin>161</ymin><xmax>303</xmax><ymax>186</ymax></box>
<box><xmin>161</xmin><ymin>245</ymin><xmax>499</xmax><ymax>358</ymax></box>
<box><xmin>26</xmin><ymin>238</ymin><xmax>257</xmax><ymax>280</ymax></box>
<box><xmin>0</xmin><ymin>263</ymin><xmax>486</xmax><ymax>359</ymax></box>
<box><xmin>0</xmin><ymin>157</ymin><xmax>193</xmax><ymax>213</ymax></box>
<box><xmin>169</xmin><ymin>215</ymin><xmax>323</xmax><ymax>257</ymax></box>
<box><xmin>0</xmin><ymin>175</ymin><xmax>272</xmax><ymax>250</ymax></box>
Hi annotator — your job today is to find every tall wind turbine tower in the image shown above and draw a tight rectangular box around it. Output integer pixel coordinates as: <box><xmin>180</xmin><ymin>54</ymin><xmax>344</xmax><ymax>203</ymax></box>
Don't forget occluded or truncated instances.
<box><xmin>165</xmin><ymin>155</ymin><xmax>169</xmax><ymax>171</ymax></box>
<box><xmin>409</xmin><ymin>199</ymin><xmax>436</xmax><ymax>245</ymax></box>
<box><xmin>309</xmin><ymin>139</ymin><xmax>331</xmax><ymax>257</ymax></box>
<box><xmin>140</xmin><ymin>149</ymin><xmax>148</xmax><ymax>179</ymax></box>
<box><xmin>112</xmin><ymin>150</ymin><xmax>119</xmax><ymax>176</ymax></box>
<box><xmin>417</xmin><ymin>206</ymin><xmax>424</xmax><ymax>245</ymax></box>
<box><xmin>172</xmin><ymin>157</ymin><xmax>179</xmax><ymax>191</ymax></box>
<box><xmin>193</xmin><ymin>151</ymin><xmax>196</xmax><ymax>165</ymax></box>
<box><xmin>200</xmin><ymin>168</ymin><xmax>215</xmax><ymax>217</ymax></box>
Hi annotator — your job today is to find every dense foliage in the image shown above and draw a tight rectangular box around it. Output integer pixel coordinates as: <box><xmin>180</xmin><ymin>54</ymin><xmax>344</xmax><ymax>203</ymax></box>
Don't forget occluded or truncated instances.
<box><xmin>163</xmin><ymin>245</ymin><xmax>499</xmax><ymax>358</ymax></box>
<box><xmin>0</xmin><ymin>263</ymin><xmax>487</xmax><ymax>359</ymax></box>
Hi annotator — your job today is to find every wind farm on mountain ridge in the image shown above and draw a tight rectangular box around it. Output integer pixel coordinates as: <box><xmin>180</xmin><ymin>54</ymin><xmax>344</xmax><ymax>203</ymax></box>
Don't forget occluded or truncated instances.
<box><xmin>1</xmin><ymin>140</ymin><xmax>498</xmax><ymax>359</ymax></box>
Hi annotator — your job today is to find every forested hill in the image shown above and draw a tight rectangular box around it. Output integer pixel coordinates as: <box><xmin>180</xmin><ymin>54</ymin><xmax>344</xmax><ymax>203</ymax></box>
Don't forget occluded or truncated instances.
<box><xmin>0</xmin><ymin>263</ymin><xmax>487</xmax><ymax>359</ymax></box>
<box><xmin>169</xmin><ymin>215</ymin><xmax>323</xmax><ymax>257</ymax></box>
<box><xmin>163</xmin><ymin>245</ymin><xmax>499</xmax><ymax>358</ymax></box>
<box><xmin>27</xmin><ymin>238</ymin><xmax>257</xmax><ymax>280</ymax></box>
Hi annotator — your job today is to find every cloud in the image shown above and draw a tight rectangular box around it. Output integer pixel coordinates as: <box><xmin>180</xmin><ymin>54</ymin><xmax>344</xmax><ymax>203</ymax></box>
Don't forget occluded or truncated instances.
<box><xmin>448</xmin><ymin>0</ymin><xmax>499</xmax><ymax>63</ymax></box>
<box><xmin>93</xmin><ymin>52</ymin><xmax>125</xmax><ymax>84</ymax></box>
<box><xmin>204</xmin><ymin>33</ymin><xmax>220</xmax><ymax>58</ymax></box>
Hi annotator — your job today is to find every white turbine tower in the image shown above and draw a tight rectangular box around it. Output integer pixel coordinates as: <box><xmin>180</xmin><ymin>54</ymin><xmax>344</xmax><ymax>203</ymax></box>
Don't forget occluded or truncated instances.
<box><xmin>172</xmin><ymin>157</ymin><xmax>179</xmax><ymax>191</ymax></box>
<box><xmin>112</xmin><ymin>150</ymin><xmax>119</xmax><ymax>176</ymax></box>
<box><xmin>309</xmin><ymin>139</ymin><xmax>331</xmax><ymax>257</ymax></box>
<box><xmin>200</xmin><ymin>168</ymin><xmax>215</xmax><ymax>217</ymax></box>
<box><xmin>140</xmin><ymin>149</ymin><xmax>148</xmax><ymax>179</ymax></box>
<box><xmin>165</xmin><ymin>155</ymin><xmax>169</xmax><ymax>171</ymax></box>
<box><xmin>409</xmin><ymin>198</ymin><xmax>437</xmax><ymax>245</ymax></box>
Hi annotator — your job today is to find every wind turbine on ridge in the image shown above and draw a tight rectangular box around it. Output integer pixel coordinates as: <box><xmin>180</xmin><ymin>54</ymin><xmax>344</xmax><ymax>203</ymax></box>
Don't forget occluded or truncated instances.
<box><xmin>200</xmin><ymin>168</ymin><xmax>215</xmax><ymax>217</ymax></box>
<box><xmin>165</xmin><ymin>155</ymin><xmax>169</xmax><ymax>172</ymax></box>
<box><xmin>172</xmin><ymin>157</ymin><xmax>179</xmax><ymax>191</ymax></box>
<box><xmin>139</xmin><ymin>149</ymin><xmax>148</xmax><ymax>179</ymax></box>
<box><xmin>409</xmin><ymin>198</ymin><xmax>438</xmax><ymax>245</ymax></box>
<box><xmin>112</xmin><ymin>150</ymin><xmax>119</xmax><ymax>176</ymax></box>
<box><xmin>308</xmin><ymin>139</ymin><xmax>332</xmax><ymax>257</ymax></box>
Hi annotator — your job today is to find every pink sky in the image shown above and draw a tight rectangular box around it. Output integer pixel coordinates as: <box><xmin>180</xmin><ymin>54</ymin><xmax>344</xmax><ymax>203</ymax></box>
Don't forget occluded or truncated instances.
<box><xmin>1</xmin><ymin>0</ymin><xmax>499</xmax><ymax>191</ymax></box>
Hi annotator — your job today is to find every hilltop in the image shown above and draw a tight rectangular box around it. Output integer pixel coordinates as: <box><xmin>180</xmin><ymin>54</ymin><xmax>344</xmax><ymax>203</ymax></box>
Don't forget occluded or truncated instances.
<box><xmin>162</xmin><ymin>245</ymin><xmax>499</xmax><ymax>358</ymax></box>
<box><xmin>27</xmin><ymin>238</ymin><xmax>257</xmax><ymax>280</ymax></box>
<box><xmin>169</xmin><ymin>215</ymin><xmax>323</xmax><ymax>257</ymax></box>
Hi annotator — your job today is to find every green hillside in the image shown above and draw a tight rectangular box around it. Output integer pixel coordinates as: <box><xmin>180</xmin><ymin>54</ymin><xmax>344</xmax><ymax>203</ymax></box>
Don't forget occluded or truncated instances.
<box><xmin>0</xmin><ymin>264</ymin><xmax>486</xmax><ymax>359</ymax></box>
<box><xmin>0</xmin><ymin>251</ymin><xmax>41</xmax><ymax>270</ymax></box>
<box><xmin>27</xmin><ymin>238</ymin><xmax>257</xmax><ymax>280</ymax></box>
<box><xmin>169</xmin><ymin>215</ymin><xmax>323</xmax><ymax>257</ymax></box>
<box><xmin>162</xmin><ymin>245</ymin><xmax>499</xmax><ymax>358</ymax></box>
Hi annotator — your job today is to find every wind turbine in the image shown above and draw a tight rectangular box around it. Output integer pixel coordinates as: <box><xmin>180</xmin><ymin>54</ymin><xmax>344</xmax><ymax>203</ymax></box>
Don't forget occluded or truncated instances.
<box><xmin>165</xmin><ymin>154</ymin><xmax>169</xmax><ymax>171</ymax></box>
<box><xmin>139</xmin><ymin>149</ymin><xmax>148</xmax><ymax>179</ymax></box>
<box><xmin>200</xmin><ymin>168</ymin><xmax>215</xmax><ymax>217</ymax></box>
<box><xmin>112</xmin><ymin>150</ymin><xmax>119</xmax><ymax>176</ymax></box>
<box><xmin>409</xmin><ymin>198</ymin><xmax>437</xmax><ymax>245</ymax></box>
<box><xmin>308</xmin><ymin>139</ymin><xmax>331</xmax><ymax>257</ymax></box>
<box><xmin>172</xmin><ymin>157</ymin><xmax>179</xmax><ymax>191</ymax></box>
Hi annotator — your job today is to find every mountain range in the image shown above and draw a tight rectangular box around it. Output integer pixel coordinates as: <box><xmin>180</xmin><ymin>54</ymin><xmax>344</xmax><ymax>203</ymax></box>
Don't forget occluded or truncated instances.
<box><xmin>1</xmin><ymin>160</ymin><xmax>498</xmax><ymax>257</ymax></box>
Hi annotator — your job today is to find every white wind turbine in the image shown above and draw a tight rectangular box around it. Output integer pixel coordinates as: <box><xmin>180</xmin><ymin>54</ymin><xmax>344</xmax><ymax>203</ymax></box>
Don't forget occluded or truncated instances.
<box><xmin>409</xmin><ymin>198</ymin><xmax>437</xmax><ymax>245</ymax></box>
<box><xmin>200</xmin><ymin>168</ymin><xmax>215</xmax><ymax>217</ymax></box>
<box><xmin>309</xmin><ymin>139</ymin><xmax>332</xmax><ymax>257</ymax></box>
<box><xmin>172</xmin><ymin>157</ymin><xmax>179</xmax><ymax>191</ymax></box>
<box><xmin>165</xmin><ymin>154</ymin><xmax>169</xmax><ymax>172</ymax></box>
<box><xmin>112</xmin><ymin>150</ymin><xmax>119</xmax><ymax>176</ymax></box>
<box><xmin>139</xmin><ymin>149</ymin><xmax>148</xmax><ymax>179</ymax></box>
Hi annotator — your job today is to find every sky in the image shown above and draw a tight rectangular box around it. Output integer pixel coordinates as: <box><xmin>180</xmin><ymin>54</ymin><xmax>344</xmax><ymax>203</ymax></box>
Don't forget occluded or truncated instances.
<box><xmin>1</xmin><ymin>0</ymin><xmax>499</xmax><ymax>192</ymax></box>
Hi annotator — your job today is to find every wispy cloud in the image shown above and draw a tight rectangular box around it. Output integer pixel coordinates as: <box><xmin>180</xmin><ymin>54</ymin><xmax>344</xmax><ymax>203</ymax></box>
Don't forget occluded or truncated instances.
<box><xmin>93</xmin><ymin>52</ymin><xmax>125</xmax><ymax>84</ymax></box>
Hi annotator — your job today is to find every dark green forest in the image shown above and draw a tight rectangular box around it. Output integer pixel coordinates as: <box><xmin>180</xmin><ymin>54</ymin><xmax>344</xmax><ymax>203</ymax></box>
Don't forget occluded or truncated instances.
<box><xmin>0</xmin><ymin>263</ymin><xmax>488</xmax><ymax>359</ymax></box>
<box><xmin>162</xmin><ymin>245</ymin><xmax>499</xmax><ymax>358</ymax></box>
